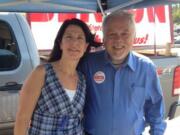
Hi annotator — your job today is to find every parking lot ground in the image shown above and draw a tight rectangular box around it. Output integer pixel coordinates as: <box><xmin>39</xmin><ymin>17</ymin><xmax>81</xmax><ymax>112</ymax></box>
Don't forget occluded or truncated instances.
<box><xmin>164</xmin><ymin>116</ymin><xmax>180</xmax><ymax>135</ymax></box>
<box><xmin>143</xmin><ymin>116</ymin><xmax>180</xmax><ymax>135</ymax></box>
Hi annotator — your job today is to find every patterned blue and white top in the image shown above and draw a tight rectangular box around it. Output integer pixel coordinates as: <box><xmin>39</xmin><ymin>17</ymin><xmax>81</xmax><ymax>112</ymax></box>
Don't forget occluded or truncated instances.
<box><xmin>28</xmin><ymin>63</ymin><xmax>86</xmax><ymax>135</ymax></box>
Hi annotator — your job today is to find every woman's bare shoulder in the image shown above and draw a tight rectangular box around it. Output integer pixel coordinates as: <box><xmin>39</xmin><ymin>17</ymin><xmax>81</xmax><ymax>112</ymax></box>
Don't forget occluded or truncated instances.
<box><xmin>32</xmin><ymin>64</ymin><xmax>46</xmax><ymax>76</ymax></box>
<box><xmin>24</xmin><ymin>64</ymin><xmax>47</xmax><ymax>86</ymax></box>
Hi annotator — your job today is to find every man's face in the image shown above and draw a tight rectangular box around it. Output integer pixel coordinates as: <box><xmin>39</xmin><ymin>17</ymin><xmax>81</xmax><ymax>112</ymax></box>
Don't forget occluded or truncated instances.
<box><xmin>103</xmin><ymin>16</ymin><xmax>135</xmax><ymax>64</ymax></box>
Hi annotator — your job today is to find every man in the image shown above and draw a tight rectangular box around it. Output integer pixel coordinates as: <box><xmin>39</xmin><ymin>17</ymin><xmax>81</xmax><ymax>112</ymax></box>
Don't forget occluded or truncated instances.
<box><xmin>80</xmin><ymin>10</ymin><xmax>166</xmax><ymax>135</ymax></box>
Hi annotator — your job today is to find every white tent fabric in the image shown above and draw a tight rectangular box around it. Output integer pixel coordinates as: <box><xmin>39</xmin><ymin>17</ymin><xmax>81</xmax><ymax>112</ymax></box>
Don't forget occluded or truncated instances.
<box><xmin>0</xmin><ymin>0</ymin><xmax>179</xmax><ymax>13</ymax></box>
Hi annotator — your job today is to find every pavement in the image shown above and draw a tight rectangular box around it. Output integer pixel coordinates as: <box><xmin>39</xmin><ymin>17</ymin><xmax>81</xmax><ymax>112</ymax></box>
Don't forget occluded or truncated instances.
<box><xmin>164</xmin><ymin>116</ymin><xmax>180</xmax><ymax>135</ymax></box>
<box><xmin>143</xmin><ymin>116</ymin><xmax>180</xmax><ymax>135</ymax></box>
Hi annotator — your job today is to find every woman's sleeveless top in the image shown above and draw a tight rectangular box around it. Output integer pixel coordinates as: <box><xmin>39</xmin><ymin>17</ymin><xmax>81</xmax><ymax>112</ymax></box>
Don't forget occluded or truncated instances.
<box><xmin>28</xmin><ymin>63</ymin><xmax>86</xmax><ymax>135</ymax></box>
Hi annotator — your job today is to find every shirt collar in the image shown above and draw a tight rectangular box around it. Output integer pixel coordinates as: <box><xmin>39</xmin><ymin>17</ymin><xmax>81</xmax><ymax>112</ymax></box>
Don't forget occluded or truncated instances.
<box><xmin>103</xmin><ymin>51</ymin><xmax>136</xmax><ymax>72</ymax></box>
<box><xmin>122</xmin><ymin>52</ymin><xmax>136</xmax><ymax>72</ymax></box>
<box><xmin>103</xmin><ymin>51</ymin><xmax>112</xmax><ymax>65</ymax></box>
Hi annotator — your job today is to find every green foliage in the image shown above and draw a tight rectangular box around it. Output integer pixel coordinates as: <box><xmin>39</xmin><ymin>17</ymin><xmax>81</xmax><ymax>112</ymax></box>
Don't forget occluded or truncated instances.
<box><xmin>172</xmin><ymin>4</ymin><xmax>180</xmax><ymax>24</ymax></box>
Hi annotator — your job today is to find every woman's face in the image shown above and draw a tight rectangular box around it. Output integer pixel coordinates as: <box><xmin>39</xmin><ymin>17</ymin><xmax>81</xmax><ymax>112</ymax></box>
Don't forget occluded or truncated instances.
<box><xmin>60</xmin><ymin>24</ymin><xmax>88</xmax><ymax>61</ymax></box>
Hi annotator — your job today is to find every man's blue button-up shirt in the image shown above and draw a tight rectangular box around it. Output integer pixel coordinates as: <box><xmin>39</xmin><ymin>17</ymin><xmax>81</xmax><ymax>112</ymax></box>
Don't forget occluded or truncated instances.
<box><xmin>80</xmin><ymin>51</ymin><xmax>166</xmax><ymax>135</ymax></box>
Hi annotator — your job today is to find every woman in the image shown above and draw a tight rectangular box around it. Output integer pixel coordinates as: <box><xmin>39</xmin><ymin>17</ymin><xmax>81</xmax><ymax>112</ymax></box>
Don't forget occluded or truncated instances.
<box><xmin>14</xmin><ymin>18</ymin><xmax>100</xmax><ymax>135</ymax></box>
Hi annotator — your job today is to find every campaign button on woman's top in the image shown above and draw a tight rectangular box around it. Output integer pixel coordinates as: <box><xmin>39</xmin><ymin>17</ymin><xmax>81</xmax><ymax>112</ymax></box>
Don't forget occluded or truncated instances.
<box><xmin>93</xmin><ymin>71</ymin><xmax>105</xmax><ymax>84</ymax></box>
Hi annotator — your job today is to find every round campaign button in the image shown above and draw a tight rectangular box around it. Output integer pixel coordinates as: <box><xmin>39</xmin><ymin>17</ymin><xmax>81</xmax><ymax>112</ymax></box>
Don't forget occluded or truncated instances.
<box><xmin>93</xmin><ymin>71</ymin><xmax>105</xmax><ymax>84</ymax></box>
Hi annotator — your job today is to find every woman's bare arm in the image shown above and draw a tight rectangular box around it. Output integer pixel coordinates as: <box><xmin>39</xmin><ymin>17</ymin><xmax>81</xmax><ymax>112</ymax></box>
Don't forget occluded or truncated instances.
<box><xmin>14</xmin><ymin>65</ymin><xmax>45</xmax><ymax>135</ymax></box>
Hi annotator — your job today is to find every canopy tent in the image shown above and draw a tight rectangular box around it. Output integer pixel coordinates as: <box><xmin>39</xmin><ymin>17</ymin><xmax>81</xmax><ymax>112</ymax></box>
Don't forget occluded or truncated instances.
<box><xmin>0</xmin><ymin>0</ymin><xmax>179</xmax><ymax>13</ymax></box>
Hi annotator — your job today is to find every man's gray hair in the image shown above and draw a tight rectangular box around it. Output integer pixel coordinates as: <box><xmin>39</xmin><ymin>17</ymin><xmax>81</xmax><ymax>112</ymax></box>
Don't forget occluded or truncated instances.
<box><xmin>102</xmin><ymin>10</ymin><xmax>135</xmax><ymax>32</ymax></box>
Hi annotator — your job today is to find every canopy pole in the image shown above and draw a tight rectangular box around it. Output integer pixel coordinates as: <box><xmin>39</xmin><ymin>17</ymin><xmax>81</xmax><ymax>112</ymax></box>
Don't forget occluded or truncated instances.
<box><xmin>96</xmin><ymin>0</ymin><xmax>105</xmax><ymax>17</ymax></box>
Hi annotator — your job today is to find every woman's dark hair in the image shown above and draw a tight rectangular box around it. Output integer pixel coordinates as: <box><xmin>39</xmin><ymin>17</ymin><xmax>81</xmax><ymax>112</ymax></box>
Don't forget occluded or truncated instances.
<box><xmin>48</xmin><ymin>18</ymin><xmax>101</xmax><ymax>62</ymax></box>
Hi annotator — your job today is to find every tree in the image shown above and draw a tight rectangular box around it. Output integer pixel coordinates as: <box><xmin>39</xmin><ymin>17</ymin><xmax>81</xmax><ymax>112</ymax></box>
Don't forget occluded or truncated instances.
<box><xmin>172</xmin><ymin>4</ymin><xmax>180</xmax><ymax>24</ymax></box>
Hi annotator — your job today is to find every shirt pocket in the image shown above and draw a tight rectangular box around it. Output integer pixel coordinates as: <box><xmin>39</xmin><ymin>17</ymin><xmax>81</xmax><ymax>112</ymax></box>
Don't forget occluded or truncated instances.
<box><xmin>130</xmin><ymin>86</ymin><xmax>146</xmax><ymax>115</ymax></box>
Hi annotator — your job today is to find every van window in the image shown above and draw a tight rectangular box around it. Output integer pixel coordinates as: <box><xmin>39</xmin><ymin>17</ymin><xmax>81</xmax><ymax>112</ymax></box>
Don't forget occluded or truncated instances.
<box><xmin>0</xmin><ymin>20</ymin><xmax>20</xmax><ymax>71</ymax></box>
